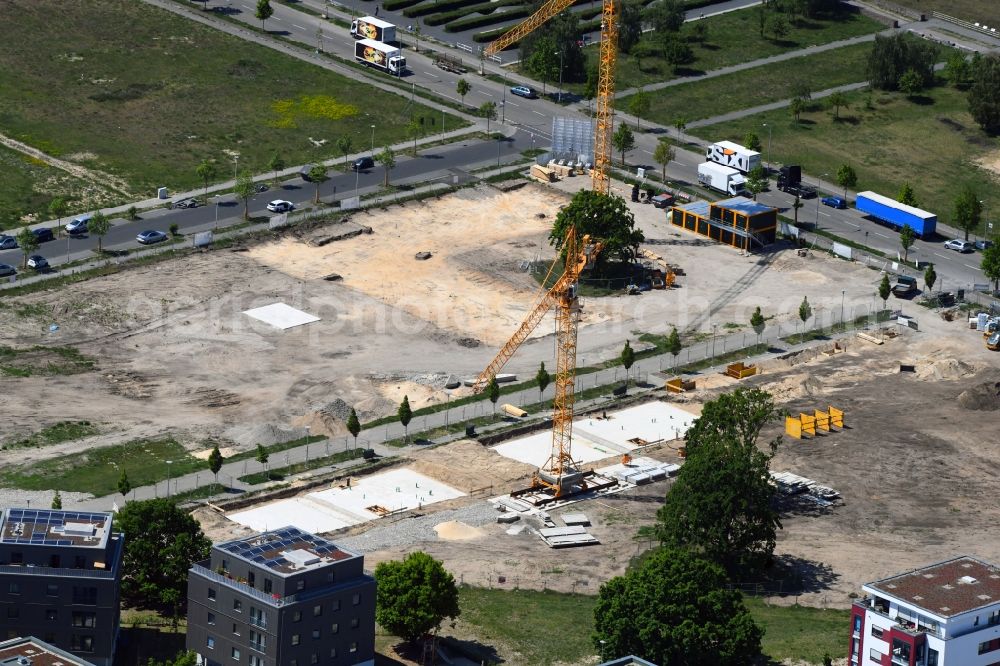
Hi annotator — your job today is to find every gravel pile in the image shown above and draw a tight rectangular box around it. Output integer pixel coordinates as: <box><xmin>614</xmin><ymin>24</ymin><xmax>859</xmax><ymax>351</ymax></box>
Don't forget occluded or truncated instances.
<box><xmin>319</xmin><ymin>399</ymin><xmax>353</xmax><ymax>422</ymax></box>
<box><xmin>338</xmin><ymin>501</ymin><xmax>500</xmax><ymax>553</ymax></box>
<box><xmin>224</xmin><ymin>423</ymin><xmax>308</xmax><ymax>447</ymax></box>
<box><xmin>958</xmin><ymin>380</ymin><xmax>1000</xmax><ymax>411</ymax></box>
<box><xmin>0</xmin><ymin>489</ymin><xmax>94</xmax><ymax>510</ymax></box>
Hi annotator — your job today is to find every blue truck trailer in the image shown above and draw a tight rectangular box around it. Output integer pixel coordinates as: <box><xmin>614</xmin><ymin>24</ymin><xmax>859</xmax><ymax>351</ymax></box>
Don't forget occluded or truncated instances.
<box><xmin>855</xmin><ymin>191</ymin><xmax>937</xmax><ymax>238</ymax></box>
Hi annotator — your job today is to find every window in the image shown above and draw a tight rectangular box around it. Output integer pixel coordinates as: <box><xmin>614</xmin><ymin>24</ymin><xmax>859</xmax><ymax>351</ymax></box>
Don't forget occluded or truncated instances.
<box><xmin>231</xmin><ymin>648</ymin><xmax>241</xmax><ymax>661</ymax></box>
<box><xmin>250</xmin><ymin>657</ymin><xmax>264</xmax><ymax>666</ymax></box>
<box><xmin>233</xmin><ymin>599</ymin><xmax>243</xmax><ymax>613</ymax></box>
<box><xmin>869</xmin><ymin>648</ymin><xmax>884</xmax><ymax>663</ymax></box>
<box><xmin>263</xmin><ymin>578</ymin><xmax>272</xmax><ymax>594</ymax></box>
<box><xmin>248</xmin><ymin>571</ymin><xmax>255</xmax><ymax>588</ymax></box>
<box><xmin>46</xmin><ymin>583</ymin><xmax>59</xmax><ymax>596</ymax></box>
<box><xmin>290</xmin><ymin>661</ymin><xmax>297</xmax><ymax>666</ymax></box>
<box><xmin>72</xmin><ymin>612</ymin><xmax>97</xmax><ymax>628</ymax></box>
<box><xmin>331</xmin><ymin>599</ymin><xmax>340</xmax><ymax>612</ymax></box>
<box><xmin>350</xmin><ymin>617</ymin><xmax>359</xmax><ymax>628</ymax></box>
<box><xmin>349</xmin><ymin>642</ymin><xmax>358</xmax><ymax>654</ymax></box>
<box><xmin>233</xmin><ymin>622</ymin><xmax>241</xmax><ymax>636</ymax></box>
<box><xmin>291</xmin><ymin>634</ymin><xmax>300</xmax><ymax>646</ymax></box>
<box><xmin>352</xmin><ymin>593</ymin><xmax>360</xmax><ymax>606</ymax></box>
<box><xmin>297</xmin><ymin>580</ymin><xmax>305</xmax><ymax>591</ymax></box>
<box><xmin>326</xmin><ymin>572</ymin><xmax>334</xmax><ymax>583</ymax></box>
<box><xmin>222</xmin><ymin>559</ymin><xmax>229</xmax><ymax>571</ymax></box>
<box><xmin>46</xmin><ymin>609</ymin><xmax>58</xmax><ymax>621</ymax></box>
<box><xmin>313</xmin><ymin>604</ymin><xmax>322</xmax><ymax>617</ymax></box>
<box><xmin>8</xmin><ymin>582</ymin><xmax>20</xmax><ymax>595</ymax></box>
<box><xmin>10</xmin><ymin>552</ymin><xmax>22</xmax><ymax>564</ymax></box>
<box><xmin>71</xmin><ymin>635</ymin><xmax>95</xmax><ymax>653</ymax></box>
<box><xmin>207</xmin><ymin>637</ymin><xmax>216</xmax><ymax>649</ymax></box>
<box><xmin>312</xmin><ymin>630</ymin><xmax>320</xmax><ymax>640</ymax></box>
<box><xmin>329</xmin><ymin>648</ymin><xmax>337</xmax><ymax>659</ymax></box>
<box><xmin>6</xmin><ymin>607</ymin><xmax>18</xmax><ymax>619</ymax></box>
<box><xmin>49</xmin><ymin>554</ymin><xmax>61</xmax><ymax>568</ymax></box>
<box><xmin>74</xmin><ymin>556</ymin><xmax>86</xmax><ymax>569</ymax></box>
<box><xmin>208</xmin><ymin>587</ymin><xmax>217</xmax><ymax>601</ymax></box>
<box><xmin>871</xmin><ymin>626</ymin><xmax>883</xmax><ymax>638</ymax></box>
<box><xmin>980</xmin><ymin>638</ymin><xmax>1000</xmax><ymax>655</ymax></box>
<box><xmin>208</xmin><ymin>612</ymin><xmax>216</xmax><ymax>625</ymax></box>
<box><xmin>293</xmin><ymin>611</ymin><xmax>302</xmax><ymax>622</ymax></box>
<box><xmin>72</xmin><ymin>586</ymin><xmax>97</xmax><ymax>605</ymax></box>
<box><xmin>991</xmin><ymin>610</ymin><xmax>1000</xmax><ymax>626</ymax></box>
<box><xmin>310</xmin><ymin>653</ymin><xmax>318</xmax><ymax>664</ymax></box>
<box><xmin>250</xmin><ymin>631</ymin><xmax>266</xmax><ymax>651</ymax></box>
<box><xmin>330</xmin><ymin>623</ymin><xmax>339</xmax><ymax>634</ymax></box>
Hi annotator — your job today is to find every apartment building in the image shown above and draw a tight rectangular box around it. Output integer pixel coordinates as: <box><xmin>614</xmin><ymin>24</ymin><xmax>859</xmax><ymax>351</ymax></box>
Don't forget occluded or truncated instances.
<box><xmin>186</xmin><ymin>526</ymin><xmax>375</xmax><ymax>666</ymax></box>
<box><xmin>850</xmin><ymin>556</ymin><xmax>1000</xmax><ymax>666</ymax></box>
<box><xmin>0</xmin><ymin>509</ymin><xmax>124</xmax><ymax>666</ymax></box>
<box><xmin>0</xmin><ymin>636</ymin><xmax>98</xmax><ymax>666</ymax></box>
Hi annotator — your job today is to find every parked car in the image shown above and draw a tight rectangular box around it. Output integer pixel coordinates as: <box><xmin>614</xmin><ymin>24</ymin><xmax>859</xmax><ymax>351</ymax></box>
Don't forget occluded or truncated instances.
<box><xmin>136</xmin><ymin>230</ymin><xmax>169</xmax><ymax>245</ymax></box>
<box><xmin>510</xmin><ymin>85</ymin><xmax>538</xmax><ymax>99</ymax></box>
<box><xmin>0</xmin><ymin>263</ymin><xmax>16</xmax><ymax>277</ymax></box>
<box><xmin>172</xmin><ymin>198</ymin><xmax>200</xmax><ymax>209</ymax></box>
<box><xmin>255</xmin><ymin>183</ymin><xmax>269</xmax><ymax>193</ymax></box>
<box><xmin>351</xmin><ymin>156</ymin><xmax>375</xmax><ymax>171</ymax></box>
<box><xmin>0</xmin><ymin>235</ymin><xmax>17</xmax><ymax>250</ymax></box>
<box><xmin>266</xmin><ymin>200</ymin><xmax>294</xmax><ymax>213</ymax></box>
<box><xmin>31</xmin><ymin>227</ymin><xmax>55</xmax><ymax>243</ymax></box>
<box><xmin>891</xmin><ymin>275</ymin><xmax>918</xmax><ymax>297</ymax></box>
<box><xmin>65</xmin><ymin>215</ymin><xmax>91</xmax><ymax>235</ymax></box>
<box><xmin>944</xmin><ymin>239</ymin><xmax>974</xmax><ymax>253</ymax></box>
<box><xmin>26</xmin><ymin>255</ymin><xmax>49</xmax><ymax>271</ymax></box>
<box><xmin>651</xmin><ymin>193</ymin><xmax>675</xmax><ymax>209</ymax></box>
<box><xmin>821</xmin><ymin>196</ymin><xmax>847</xmax><ymax>209</ymax></box>
<box><xmin>975</xmin><ymin>240</ymin><xmax>994</xmax><ymax>251</ymax></box>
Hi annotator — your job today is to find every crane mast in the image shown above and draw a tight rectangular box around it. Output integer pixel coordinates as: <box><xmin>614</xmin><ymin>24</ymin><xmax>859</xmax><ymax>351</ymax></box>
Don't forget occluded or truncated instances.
<box><xmin>475</xmin><ymin>0</ymin><xmax>619</xmax><ymax>495</ymax></box>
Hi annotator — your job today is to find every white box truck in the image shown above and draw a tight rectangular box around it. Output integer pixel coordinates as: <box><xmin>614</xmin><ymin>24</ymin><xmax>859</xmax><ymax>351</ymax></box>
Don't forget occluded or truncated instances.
<box><xmin>706</xmin><ymin>140</ymin><xmax>761</xmax><ymax>174</ymax></box>
<box><xmin>698</xmin><ymin>162</ymin><xmax>747</xmax><ymax>196</ymax></box>
<box><xmin>355</xmin><ymin>39</ymin><xmax>406</xmax><ymax>75</ymax></box>
<box><xmin>351</xmin><ymin>16</ymin><xmax>397</xmax><ymax>43</ymax></box>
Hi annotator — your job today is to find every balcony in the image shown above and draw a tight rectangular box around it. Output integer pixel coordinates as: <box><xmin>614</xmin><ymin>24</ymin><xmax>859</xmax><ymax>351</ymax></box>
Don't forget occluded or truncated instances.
<box><xmin>856</xmin><ymin>598</ymin><xmax>943</xmax><ymax>639</ymax></box>
<box><xmin>0</xmin><ymin>563</ymin><xmax>115</xmax><ymax>579</ymax></box>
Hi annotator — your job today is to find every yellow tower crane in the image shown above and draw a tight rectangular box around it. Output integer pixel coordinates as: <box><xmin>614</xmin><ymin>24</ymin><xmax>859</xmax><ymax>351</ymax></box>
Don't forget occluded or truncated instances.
<box><xmin>483</xmin><ymin>0</ymin><xmax>619</xmax><ymax>194</ymax></box>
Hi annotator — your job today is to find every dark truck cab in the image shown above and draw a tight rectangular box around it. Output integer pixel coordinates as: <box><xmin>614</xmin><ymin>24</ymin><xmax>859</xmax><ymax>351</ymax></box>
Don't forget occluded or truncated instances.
<box><xmin>892</xmin><ymin>275</ymin><xmax>918</xmax><ymax>297</ymax></box>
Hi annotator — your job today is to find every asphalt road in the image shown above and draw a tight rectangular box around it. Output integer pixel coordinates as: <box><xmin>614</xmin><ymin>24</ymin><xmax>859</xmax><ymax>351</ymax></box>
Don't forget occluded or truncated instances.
<box><xmin>0</xmin><ymin>132</ymin><xmax>528</xmax><ymax>270</ymax></box>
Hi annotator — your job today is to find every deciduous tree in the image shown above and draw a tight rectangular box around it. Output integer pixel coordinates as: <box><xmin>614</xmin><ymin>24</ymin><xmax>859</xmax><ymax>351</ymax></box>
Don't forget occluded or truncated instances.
<box><xmin>879</xmin><ymin>273</ymin><xmax>891</xmax><ymax>308</ymax></box>
<box><xmin>768</xmin><ymin>13</ymin><xmax>790</xmax><ymax>40</ymax></box>
<box><xmin>548</xmin><ymin>190</ymin><xmax>645</xmax><ymax>274</ymax></box>
<box><xmin>337</xmin><ymin>136</ymin><xmax>354</xmax><ymax>171</ymax></box>
<box><xmin>899</xmin><ymin>224</ymin><xmax>916</xmax><ymax>263</ymax></box>
<box><xmin>750</xmin><ymin>306</ymin><xmax>765</xmax><ymax>345</ymax></box>
<box><xmin>478</xmin><ymin>101</ymin><xmax>497</xmax><ymax>133</ymax></box>
<box><xmin>645</xmin><ymin>0</ymin><xmax>684</xmax><ymax>33</ymax></box>
<box><xmin>374</xmin><ymin>552</ymin><xmax>459</xmax><ymax>643</ymax></box>
<box><xmin>798</xmin><ymin>295</ymin><xmax>813</xmax><ymax>331</ymax></box>
<box><xmin>981</xmin><ymin>243</ymin><xmax>1000</xmax><ymax>292</ymax></box>
<box><xmin>347</xmin><ymin>408</ymin><xmax>361</xmax><ymax>449</ymax></box>
<box><xmin>952</xmin><ymin>185</ymin><xmax>982</xmax><ymax>240</ymax></box>
<box><xmin>308</xmin><ymin>165</ymin><xmax>328</xmax><ymax>203</ymax></box>
<box><xmin>969</xmin><ymin>53</ymin><xmax>1000</xmax><ymax>133</ymax></box>
<box><xmin>789</xmin><ymin>96</ymin><xmax>806</xmax><ymax>122</ymax></box>
<box><xmin>51</xmin><ymin>490</ymin><xmax>62</xmax><ymax>510</ymax></box>
<box><xmin>486</xmin><ymin>375</ymin><xmax>500</xmax><ymax>418</ymax></box>
<box><xmin>48</xmin><ymin>197</ymin><xmax>68</xmax><ymax>230</ymax></box>
<box><xmin>897</xmin><ymin>182</ymin><xmax>918</xmax><ymax>207</ymax></box>
<box><xmin>117</xmin><ymin>469</ymin><xmax>132</xmax><ymax>501</ymax></box>
<box><xmin>89</xmin><ymin>211</ymin><xmax>110</xmax><ymax>254</ymax></box>
<box><xmin>898</xmin><ymin>68</ymin><xmax>924</xmax><ymax>98</ymax></box>
<box><xmin>742</xmin><ymin>131</ymin><xmax>762</xmax><ymax>153</ymax></box>
<box><xmin>376</xmin><ymin>145</ymin><xmax>396</xmax><ymax>187</ymax></box>
<box><xmin>267</xmin><ymin>153</ymin><xmax>285</xmax><ymax>185</ymax></box>
<box><xmin>628</xmin><ymin>89</ymin><xmax>650</xmax><ymax>130</ymax></box>
<box><xmin>15</xmin><ymin>227</ymin><xmax>38</xmax><ymax>269</ymax></box>
<box><xmin>255</xmin><ymin>0</ymin><xmax>273</xmax><ymax>30</ymax></box>
<box><xmin>527</xmin><ymin>39</ymin><xmax>560</xmax><ymax>95</ymax></box>
<box><xmin>943</xmin><ymin>52</ymin><xmax>972</xmax><ymax>88</ymax></box>
<box><xmin>617</xmin><ymin>0</ymin><xmax>644</xmax><ymax>54</ymax></box>
<box><xmin>828</xmin><ymin>91</ymin><xmax>848</xmax><ymax>119</ymax></box>
<box><xmin>208</xmin><ymin>445</ymin><xmax>223</xmax><ymax>489</ymax></box>
<box><xmin>535</xmin><ymin>362</ymin><xmax>551</xmax><ymax>403</ymax></box>
<box><xmin>836</xmin><ymin>164</ymin><xmax>857</xmax><ymax>198</ymax></box>
<box><xmin>656</xmin><ymin>387</ymin><xmax>782</xmax><ymax>574</ymax></box>
<box><xmin>867</xmin><ymin>33</ymin><xmax>936</xmax><ymax>91</ymax></box>
<box><xmin>653</xmin><ymin>140</ymin><xmax>674</xmax><ymax>182</ymax></box>
<box><xmin>612</xmin><ymin>122</ymin><xmax>635</xmax><ymax>166</ymax></box>
<box><xmin>661</xmin><ymin>34</ymin><xmax>693</xmax><ymax>72</ymax></box>
<box><xmin>666</xmin><ymin>327</ymin><xmax>682</xmax><ymax>371</ymax></box>
<box><xmin>398</xmin><ymin>395</ymin><xmax>413</xmax><ymax>439</ymax></box>
<box><xmin>620</xmin><ymin>340</ymin><xmax>636</xmax><ymax>393</ymax></box>
<box><xmin>593</xmin><ymin>547</ymin><xmax>763</xmax><ymax>665</ymax></box>
<box><xmin>924</xmin><ymin>263</ymin><xmax>936</xmax><ymax>292</ymax></box>
<box><xmin>234</xmin><ymin>171</ymin><xmax>256</xmax><ymax>220</ymax></box>
<box><xmin>744</xmin><ymin>165</ymin><xmax>768</xmax><ymax>200</ymax></box>
<box><xmin>117</xmin><ymin>499</ymin><xmax>211</xmax><ymax>609</ymax></box>
<box><xmin>255</xmin><ymin>444</ymin><xmax>269</xmax><ymax>475</ymax></box>
<box><xmin>456</xmin><ymin>78</ymin><xmax>471</xmax><ymax>106</ymax></box>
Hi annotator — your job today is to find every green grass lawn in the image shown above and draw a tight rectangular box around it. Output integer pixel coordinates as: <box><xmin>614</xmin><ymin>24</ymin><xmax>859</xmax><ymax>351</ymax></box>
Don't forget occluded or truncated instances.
<box><xmin>889</xmin><ymin>0</ymin><xmax>991</xmax><ymax>22</ymax></box>
<box><xmin>0</xmin><ymin>437</ymin><xmax>203</xmax><ymax>496</ymax></box>
<box><xmin>451</xmin><ymin>587</ymin><xmax>849</xmax><ymax>665</ymax></box>
<box><xmin>692</xmin><ymin>81</ymin><xmax>1000</xmax><ymax>234</ymax></box>
<box><xmin>621</xmin><ymin>42</ymin><xmax>872</xmax><ymax>125</ymax></box>
<box><xmin>0</xmin><ymin>0</ymin><xmax>461</xmax><ymax>207</ymax></box>
<box><xmin>0</xmin><ymin>345</ymin><xmax>95</xmax><ymax>377</ymax></box>
<box><xmin>1</xmin><ymin>421</ymin><xmax>99</xmax><ymax>451</ymax></box>
<box><xmin>572</xmin><ymin>6</ymin><xmax>881</xmax><ymax>94</ymax></box>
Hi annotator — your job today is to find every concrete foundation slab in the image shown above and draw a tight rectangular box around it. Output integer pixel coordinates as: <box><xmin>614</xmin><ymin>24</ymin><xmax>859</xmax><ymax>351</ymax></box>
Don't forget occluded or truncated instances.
<box><xmin>242</xmin><ymin>302</ymin><xmax>320</xmax><ymax>330</ymax></box>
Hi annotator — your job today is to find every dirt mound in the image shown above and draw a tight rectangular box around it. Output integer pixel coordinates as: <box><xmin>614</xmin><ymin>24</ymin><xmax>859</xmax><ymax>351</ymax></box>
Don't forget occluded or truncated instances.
<box><xmin>434</xmin><ymin>521</ymin><xmax>485</xmax><ymax>541</ymax></box>
<box><xmin>958</xmin><ymin>381</ymin><xmax>1000</xmax><ymax>411</ymax></box>
<box><xmin>319</xmin><ymin>398</ymin><xmax>353</xmax><ymax>422</ymax></box>
<box><xmin>914</xmin><ymin>358</ymin><xmax>978</xmax><ymax>380</ymax></box>
<box><xmin>224</xmin><ymin>422</ymin><xmax>307</xmax><ymax>447</ymax></box>
<box><xmin>409</xmin><ymin>439</ymin><xmax>535</xmax><ymax>492</ymax></box>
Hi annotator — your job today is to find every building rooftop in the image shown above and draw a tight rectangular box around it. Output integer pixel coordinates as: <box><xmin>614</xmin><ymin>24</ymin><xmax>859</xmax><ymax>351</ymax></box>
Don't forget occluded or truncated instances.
<box><xmin>865</xmin><ymin>556</ymin><xmax>1000</xmax><ymax>619</ymax></box>
<box><xmin>0</xmin><ymin>508</ymin><xmax>112</xmax><ymax>549</ymax></box>
<box><xmin>714</xmin><ymin>196</ymin><xmax>775</xmax><ymax>217</ymax></box>
<box><xmin>673</xmin><ymin>200</ymin><xmax>710</xmax><ymax>218</ymax></box>
<box><xmin>0</xmin><ymin>636</ymin><xmax>96</xmax><ymax>666</ymax></box>
<box><xmin>216</xmin><ymin>526</ymin><xmax>357</xmax><ymax>576</ymax></box>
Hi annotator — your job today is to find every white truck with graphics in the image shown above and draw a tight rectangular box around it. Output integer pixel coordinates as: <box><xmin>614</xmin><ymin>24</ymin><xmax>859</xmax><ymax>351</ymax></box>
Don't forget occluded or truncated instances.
<box><xmin>351</xmin><ymin>16</ymin><xmax>397</xmax><ymax>43</ymax></box>
<box><xmin>706</xmin><ymin>140</ymin><xmax>762</xmax><ymax>174</ymax></box>
<box><xmin>698</xmin><ymin>162</ymin><xmax>747</xmax><ymax>196</ymax></box>
<box><xmin>354</xmin><ymin>39</ymin><xmax>406</xmax><ymax>75</ymax></box>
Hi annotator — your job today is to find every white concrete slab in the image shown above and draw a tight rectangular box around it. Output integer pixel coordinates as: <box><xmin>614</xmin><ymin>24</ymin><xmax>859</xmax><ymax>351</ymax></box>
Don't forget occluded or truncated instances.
<box><xmin>243</xmin><ymin>302</ymin><xmax>320</xmax><ymax>330</ymax></box>
<box><xmin>228</xmin><ymin>468</ymin><xmax>465</xmax><ymax>534</ymax></box>
<box><xmin>493</xmin><ymin>431</ymin><xmax>620</xmax><ymax>468</ymax></box>
<box><xmin>575</xmin><ymin>402</ymin><xmax>697</xmax><ymax>447</ymax></box>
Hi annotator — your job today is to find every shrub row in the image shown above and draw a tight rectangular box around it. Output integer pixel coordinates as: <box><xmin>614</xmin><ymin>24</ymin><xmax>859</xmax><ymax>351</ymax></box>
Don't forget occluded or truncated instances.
<box><xmin>445</xmin><ymin>6</ymin><xmax>531</xmax><ymax>32</ymax></box>
<box><xmin>404</xmin><ymin>0</ymin><xmax>483</xmax><ymax>18</ymax></box>
<box><xmin>382</xmin><ymin>0</ymin><xmax>424</xmax><ymax>11</ymax></box>
<box><xmin>424</xmin><ymin>0</ymin><xmax>523</xmax><ymax>26</ymax></box>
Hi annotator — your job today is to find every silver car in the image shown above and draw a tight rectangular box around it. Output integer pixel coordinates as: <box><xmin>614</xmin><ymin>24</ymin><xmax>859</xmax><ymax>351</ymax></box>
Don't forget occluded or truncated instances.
<box><xmin>0</xmin><ymin>235</ymin><xmax>17</xmax><ymax>250</ymax></box>
<box><xmin>944</xmin><ymin>239</ymin><xmax>973</xmax><ymax>253</ymax></box>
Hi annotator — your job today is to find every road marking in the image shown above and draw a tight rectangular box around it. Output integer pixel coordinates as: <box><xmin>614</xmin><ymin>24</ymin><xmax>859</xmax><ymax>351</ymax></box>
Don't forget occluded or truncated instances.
<box><xmin>532</xmin><ymin>109</ymin><xmax>546</xmax><ymax>116</ymax></box>
<box><xmin>965</xmin><ymin>263</ymin><xmax>981</xmax><ymax>270</ymax></box>
<box><xmin>873</xmin><ymin>232</ymin><xmax>890</xmax><ymax>239</ymax></box>
<box><xmin>292</xmin><ymin>23</ymin><xmax>307</xmax><ymax>30</ymax></box>
<box><xmin>480</xmin><ymin>90</ymin><xmax>494</xmax><ymax>97</ymax></box>
<box><xmin>933</xmin><ymin>252</ymin><xmax>951</xmax><ymax>260</ymax></box>
<box><xmin>506</xmin><ymin>101</ymin><xmax>520</xmax><ymax>107</ymax></box>
<box><xmin>818</xmin><ymin>210</ymin><xmax>830</xmax><ymax>217</ymax></box>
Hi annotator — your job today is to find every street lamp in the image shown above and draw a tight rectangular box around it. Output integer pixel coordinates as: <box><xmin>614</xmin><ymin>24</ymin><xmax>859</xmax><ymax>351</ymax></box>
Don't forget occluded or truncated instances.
<box><xmin>166</xmin><ymin>460</ymin><xmax>173</xmax><ymax>498</ymax></box>
<box><xmin>233</xmin><ymin>155</ymin><xmax>239</xmax><ymax>181</ymax></box>
<box><xmin>711</xmin><ymin>323</ymin><xmax>718</xmax><ymax>362</ymax></box>
<box><xmin>555</xmin><ymin>51</ymin><xmax>564</xmax><ymax>103</ymax></box>
<box><xmin>501</xmin><ymin>71</ymin><xmax>508</xmax><ymax>123</ymax></box>
<box><xmin>762</xmin><ymin>122</ymin><xmax>772</xmax><ymax>173</ymax></box>
<box><xmin>370</xmin><ymin>124</ymin><xmax>376</xmax><ymax>156</ymax></box>
<box><xmin>815</xmin><ymin>173</ymin><xmax>828</xmax><ymax>228</ymax></box>
<box><xmin>841</xmin><ymin>289</ymin><xmax>846</xmax><ymax>326</ymax></box>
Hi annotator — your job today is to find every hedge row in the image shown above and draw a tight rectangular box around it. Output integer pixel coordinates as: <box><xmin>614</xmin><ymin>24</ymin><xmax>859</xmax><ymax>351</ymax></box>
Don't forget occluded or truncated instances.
<box><xmin>382</xmin><ymin>0</ymin><xmax>424</xmax><ymax>11</ymax></box>
<box><xmin>403</xmin><ymin>0</ymin><xmax>482</xmax><ymax>18</ymax></box>
<box><xmin>424</xmin><ymin>0</ymin><xmax>523</xmax><ymax>25</ymax></box>
<box><xmin>445</xmin><ymin>6</ymin><xmax>531</xmax><ymax>32</ymax></box>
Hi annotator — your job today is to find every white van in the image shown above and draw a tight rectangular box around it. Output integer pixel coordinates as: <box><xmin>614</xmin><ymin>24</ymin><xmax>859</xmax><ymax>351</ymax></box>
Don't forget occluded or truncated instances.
<box><xmin>65</xmin><ymin>213</ymin><xmax>93</xmax><ymax>235</ymax></box>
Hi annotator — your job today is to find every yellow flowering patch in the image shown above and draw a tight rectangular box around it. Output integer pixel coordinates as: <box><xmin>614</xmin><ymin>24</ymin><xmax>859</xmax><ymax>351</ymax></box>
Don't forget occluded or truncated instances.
<box><xmin>269</xmin><ymin>95</ymin><xmax>359</xmax><ymax>128</ymax></box>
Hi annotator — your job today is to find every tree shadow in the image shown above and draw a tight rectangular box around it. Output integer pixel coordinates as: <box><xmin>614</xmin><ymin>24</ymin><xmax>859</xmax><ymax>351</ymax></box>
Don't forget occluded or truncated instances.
<box><xmin>117</xmin><ymin>626</ymin><xmax>187</xmax><ymax>666</ymax></box>
<box><xmin>440</xmin><ymin>636</ymin><xmax>505</xmax><ymax>664</ymax></box>
<box><xmin>794</xmin><ymin>118</ymin><xmax>816</xmax><ymax>126</ymax></box>
<box><xmin>771</xmin><ymin>38</ymin><xmax>798</xmax><ymax>48</ymax></box>
<box><xmin>673</xmin><ymin>66</ymin><xmax>706</xmax><ymax>77</ymax></box>
<box><xmin>699</xmin><ymin>42</ymin><xmax>720</xmax><ymax>51</ymax></box>
<box><xmin>908</xmin><ymin>94</ymin><xmax>935</xmax><ymax>106</ymax></box>
<box><xmin>765</xmin><ymin>553</ymin><xmax>841</xmax><ymax>596</ymax></box>
<box><xmin>833</xmin><ymin>115</ymin><xmax>861</xmax><ymax>125</ymax></box>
